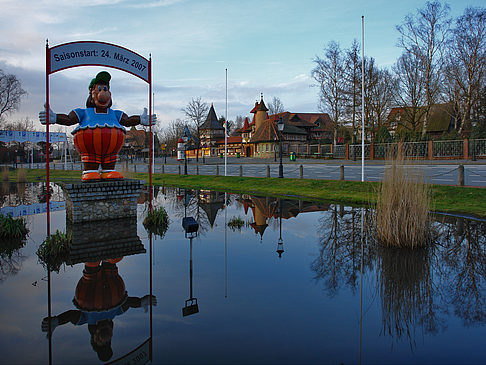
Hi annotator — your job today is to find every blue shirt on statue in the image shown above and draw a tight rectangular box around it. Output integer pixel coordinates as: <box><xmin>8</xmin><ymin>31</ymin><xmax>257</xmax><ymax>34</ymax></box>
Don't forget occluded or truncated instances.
<box><xmin>72</xmin><ymin>108</ymin><xmax>125</xmax><ymax>134</ymax></box>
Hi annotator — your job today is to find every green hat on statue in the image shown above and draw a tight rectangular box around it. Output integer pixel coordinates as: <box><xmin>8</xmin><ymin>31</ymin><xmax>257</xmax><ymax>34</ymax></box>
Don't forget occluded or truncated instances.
<box><xmin>89</xmin><ymin>71</ymin><xmax>111</xmax><ymax>90</ymax></box>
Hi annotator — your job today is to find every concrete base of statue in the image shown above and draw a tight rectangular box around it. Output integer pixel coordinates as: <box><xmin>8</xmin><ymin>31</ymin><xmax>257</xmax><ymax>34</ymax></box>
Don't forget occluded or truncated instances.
<box><xmin>59</xmin><ymin>179</ymin><xmax>145</xmax><ymax>223</ymax></box>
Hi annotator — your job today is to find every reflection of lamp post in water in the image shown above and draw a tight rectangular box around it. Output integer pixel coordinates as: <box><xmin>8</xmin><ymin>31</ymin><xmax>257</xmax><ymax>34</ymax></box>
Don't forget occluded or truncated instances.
<box><xmin>182</xmin><ymin>190</ymin><xmax>199</xmax><ymax>317</ymax></box>
<box><xmin>276</xmin><ymin>198</ymin><xmax>284</xmax><ymax>258</ymax></box>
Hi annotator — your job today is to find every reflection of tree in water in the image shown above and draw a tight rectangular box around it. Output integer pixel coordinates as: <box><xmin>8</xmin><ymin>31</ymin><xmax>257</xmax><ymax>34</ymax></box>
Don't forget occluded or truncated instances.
<box><xmin>311</xmin><ymin>206</ymin><xmax>374</xmax><ymax>296</ymax></box>
<box><xmin>0</xmin><ymin>250</ymin><xmax>25</xmax><ymax>283</ymax></box>
<box><xmin>436</xmin><ymin>216</ymin><xmax>486</xmax><ymax>326</ymax></box>
<box><xmin>0</xmin><ymin>238</ymin><xmax>27</xmax><ymax>283</ymax></box>
<box><xmin>377</xmin><ymin>245</ymin><xmax>444</xmax><ymax>347</ymax></box>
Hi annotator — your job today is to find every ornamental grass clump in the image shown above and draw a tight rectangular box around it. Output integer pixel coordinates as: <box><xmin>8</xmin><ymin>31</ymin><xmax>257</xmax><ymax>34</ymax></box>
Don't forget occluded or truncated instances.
<box><xmin>36</xmin><ymin>230</ymin><xmax>71</xmax><ymax>273</ymax></box>
<box><xmin>374</xmin><ymin>156</ymin><xmax>432</xmax><ymax>249</ymax></box>
<box><xmin>143</xmin><ymin>206</ymin><xmax>169</xmax><ymax>237</ymax></box>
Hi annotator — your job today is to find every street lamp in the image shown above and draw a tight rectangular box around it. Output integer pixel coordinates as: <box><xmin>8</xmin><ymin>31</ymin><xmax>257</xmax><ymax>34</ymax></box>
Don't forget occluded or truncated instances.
<box><xmin>182</xmin><ymin>127</ymin><xmax>189</xmax><ymax>175</ymax></box>
<box><xmin>278</xmin><ymin>117</ymin><xmax>284</xmax><ymax>178</ymax></box>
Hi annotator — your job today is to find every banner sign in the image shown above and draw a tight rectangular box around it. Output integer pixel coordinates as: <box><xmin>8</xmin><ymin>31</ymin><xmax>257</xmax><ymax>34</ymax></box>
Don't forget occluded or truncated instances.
<box><xmin>0</xmin><ymin>130</ymin><xmax>67</xmax><ymax>143</ymax></box>
<box><xmin>49</xmin><ymin>41</ymin><xmax>150</xmax><ymax>83</ymax></box>
<box><xmin>0</xmin><ymin>201</ymin><xmax>66</xmax><ymax>217</ymax></box>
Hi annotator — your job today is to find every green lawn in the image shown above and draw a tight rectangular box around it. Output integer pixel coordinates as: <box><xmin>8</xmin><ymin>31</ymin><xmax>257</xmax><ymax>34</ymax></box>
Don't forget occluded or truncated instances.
<box><xmin>5</xmin><ymin>169</ymin><xmax>486</xmax><ymax>218</ymax></box>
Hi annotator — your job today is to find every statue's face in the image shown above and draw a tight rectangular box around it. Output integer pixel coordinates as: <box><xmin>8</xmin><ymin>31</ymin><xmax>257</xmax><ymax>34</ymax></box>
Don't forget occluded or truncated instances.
<box><xmin>91</xmin><ymin>83</ymin><xmax>111</xmax><ymax>110</ymax></box>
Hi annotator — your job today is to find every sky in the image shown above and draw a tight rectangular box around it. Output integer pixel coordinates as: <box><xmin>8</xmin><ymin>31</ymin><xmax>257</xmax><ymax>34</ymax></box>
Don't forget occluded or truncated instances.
<box><xmin>0</xmin><ymin>0</ymin><xmax>483</xmax><ymax>133</ymax></box>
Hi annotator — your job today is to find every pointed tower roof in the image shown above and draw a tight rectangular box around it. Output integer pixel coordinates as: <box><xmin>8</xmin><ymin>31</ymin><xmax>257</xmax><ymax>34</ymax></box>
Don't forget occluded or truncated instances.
<box><xmin>257</xmin><ymin>94</ymin><xmax>268</xmax><ymax>112</ymax></box>
<box><xmin>201</xmin><ymin>103</ymin><xmax>224</xmax><ymax>130</ymax></box>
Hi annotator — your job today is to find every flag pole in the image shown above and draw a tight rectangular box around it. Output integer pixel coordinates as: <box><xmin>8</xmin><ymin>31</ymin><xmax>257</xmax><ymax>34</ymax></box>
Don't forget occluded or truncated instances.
<box><xmin>148</xmin><ymin>54</ymin><xmax>153</xmax><ymax>211</ymax></box>
<box><xmin>361</xmin><ymin>16</ymin><xmax>365</xmax><ymax>182</ymax></box>
<box><xmin>225</xmin><ymin>68</ymin><xmax>228</xmax><ymax>176</ymax></box>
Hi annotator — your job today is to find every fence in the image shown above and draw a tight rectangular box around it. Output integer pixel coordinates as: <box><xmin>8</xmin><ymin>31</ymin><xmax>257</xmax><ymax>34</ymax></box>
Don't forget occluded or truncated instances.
<box><xmin>279</xmin><ymin>139</ymin><xmax>485</xmax><ymax>160</ymax></box>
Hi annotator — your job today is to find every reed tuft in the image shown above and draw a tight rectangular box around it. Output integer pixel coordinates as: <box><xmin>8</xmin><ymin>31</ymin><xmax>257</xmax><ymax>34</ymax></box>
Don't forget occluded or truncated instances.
<box><xmin>1</xmin><ymin>167</ymin><xmax>9</xmax><ymax>182</ymax></box>
<box><xmin>17</xmin><ymin>168</ymin><xmax>27</xmax><ymax>183</ymax></box>
<box><xmin>374</xmin><ymin>154</ymin><xmax>432</xmax><ymax>248</ymax></box>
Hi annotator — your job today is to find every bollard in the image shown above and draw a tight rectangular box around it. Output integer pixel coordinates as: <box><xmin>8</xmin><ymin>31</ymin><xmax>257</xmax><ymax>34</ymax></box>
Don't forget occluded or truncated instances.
<box><xmin>340</xmin><ymin>165</ymin><xmax>344</xmax><ymax>181</ymax></box>
<box><xmin>178</xmin><ymin>165</ymin><xmax>181</xmax><ymax>175</ymax></box>
<box><xmin>162</xmin><ymin>165</ymin><xmax>165</xmax><ymax>174</ymax></box>
<box><xmin>216</xmin><ymin>165</ymin><xmax>219</xmax><ymax>176</ymax></box>
<box><xmin>134</xmin><ymin>164</ymin><xmax>137</xmax><ymax>173</ymax></box>
<box><xmin>266</xmin><ymin>165</ymin><xmax>270</xmax><ymax>178</ymax></box>
<box><xmin>458</xmin><ymin>164</ymin><xmax>464</xmax><ymax>186</ymax></box>
<box><xmin>196</xmin><ymin>165</ymin><xmax>199</xmax><ymax>175</ymax></box>
<box><xmin>299</xmin><ymin>165</ymin><xmax>303</xmax><ymax>179</ymax></box>
<box><xmin>239</xmin><ymin>165</ymin><xmax>243</xmax><ymax>177</ymax></box>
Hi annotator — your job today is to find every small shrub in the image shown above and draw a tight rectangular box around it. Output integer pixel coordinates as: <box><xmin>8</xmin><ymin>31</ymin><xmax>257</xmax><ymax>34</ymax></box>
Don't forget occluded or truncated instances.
<box><xmin>0</xmin><ymin>214</ymin><xmax>29</xmax><ymax>240</ymax></box>
<box><xmin>143</xmin><ymin>206</ymin><xmax>169</xmax><ymax>237</ymax></box>
<box><xmin>374</xmin><ymin>154</ymin><xmax>432</xmax><ymax>249</ymax></box>
<box><xmin>36</xmin><ymin>230</ymin><xmax>71</xmax><ymax>273</ymax></box>
<box><xmin>227</xmin><ymin>216</ymin><xmax>245</xmax><ymax>231</ymax></box>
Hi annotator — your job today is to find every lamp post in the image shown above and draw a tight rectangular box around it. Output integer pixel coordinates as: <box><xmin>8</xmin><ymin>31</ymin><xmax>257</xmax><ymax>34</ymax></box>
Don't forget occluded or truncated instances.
<box><xmin>182</xmin><ymin>127</ymin><xmax>189</xmax><ymax>175</ymax></box>
<box><xmin>276</xmin><ymin>198</ymin><xmax>284</xmax><ymax>258</ymax></box>
<box><xmin>278</xmin><ymin>117</ymin><xmax>284</xmax><ymax>178</ymax></box>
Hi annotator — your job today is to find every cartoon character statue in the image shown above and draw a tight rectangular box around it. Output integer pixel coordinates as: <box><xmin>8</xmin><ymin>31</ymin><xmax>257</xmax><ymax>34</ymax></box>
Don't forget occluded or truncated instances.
<box><xmin>41</xmin><ymin>258</ymin><xmax>156</xmax><ymax>362</ymax></box>
<box><xmin>39</xmin><ymin>71</ymin><xmax>156</xmax><ymax>181</ymax></box>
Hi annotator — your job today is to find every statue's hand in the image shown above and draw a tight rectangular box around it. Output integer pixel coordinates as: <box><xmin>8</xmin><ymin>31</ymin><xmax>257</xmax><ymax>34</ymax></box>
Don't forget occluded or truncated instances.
<box><xmin>41</xmin><ymin>316</ymin><xmax>59</xmax><ymax>337</ymax></box>
<box><xmin>141</xmin><ymin>295</ymin><xmax>157</xmax><ymax>312</ymax></box>
<box><xmin>140</xmin><ymin>108</ymin><xmax>157</xmax><ymax>126</ymax></box>
<box><xmin>39</xmin><ymin>104</ymin><xmax>57</xmax><ymax>125</ymax></box>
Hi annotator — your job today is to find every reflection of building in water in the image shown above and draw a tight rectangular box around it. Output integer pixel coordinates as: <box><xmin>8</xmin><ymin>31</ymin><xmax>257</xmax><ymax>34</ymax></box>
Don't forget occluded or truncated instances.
<box><xmin>198</xmin><ymin>190</ymin><xmax>225</xmax><ymax>229</ymax></box>
<box><xmin>239</xmin><ymin>195</ymin><xmax>331</xmax><ymax>238</ymax></box>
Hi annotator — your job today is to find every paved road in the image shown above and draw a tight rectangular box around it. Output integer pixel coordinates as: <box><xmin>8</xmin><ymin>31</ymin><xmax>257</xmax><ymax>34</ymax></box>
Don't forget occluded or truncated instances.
<box><xmin>13</xmin><ymin>158</ymin><xmax>486</xmax><ymax>187</ymax></box>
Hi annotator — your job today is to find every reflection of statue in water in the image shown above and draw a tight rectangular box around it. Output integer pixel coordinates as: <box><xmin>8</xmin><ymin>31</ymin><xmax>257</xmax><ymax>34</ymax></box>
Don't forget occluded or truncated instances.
<box><xmin>42</xmin><ymin>258</ymin><xmax>156</xmax><ymax>362</ymax></box>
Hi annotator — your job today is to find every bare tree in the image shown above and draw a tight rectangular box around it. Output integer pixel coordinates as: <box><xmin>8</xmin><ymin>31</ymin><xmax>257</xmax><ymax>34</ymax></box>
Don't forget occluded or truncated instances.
<box><xmin>268</xmin><ymin>96</ymin><xmax>285</xmax><ymax>115</ymax></box>
<box><xmin>446</xmin><ymin>7</ymin><xmax>486</xmax><ymax>134</ymax></box>
<box><xmin>393</xmin><ymin>51</ymin><xmax>427</xmax><ymax>134</ymax></box>
<box><xmin>370</xmin><ymin>68</ymin><xmax>396</xmax><ymax>140</ymax></box>
<box><xmin>161</xmin><ymin>119</ymin><xmax>185</xmax><ymax>156</ymax></box>
<box><xmin>396</xmin><ymin>1</ymin><xmax>451</xmax><ymax>136</ymax></box>
<box><xmin>312</xmin><ymin>41</ymin><xmax>347</xmax><ymax>145</ymax></box>
<box><xmin>181</xmin><ymin>97</ymin><xmax>209</xmax><ymax>161</ymax></box>
<box><xmin>344</xmin><ymin>40</ymin><xmax>362</xmax><ymax>144</ymax></box>
<box><xmin>0</xmin><ymin>69</ymin><xmax>26</xmax><ymax>122</ymax></box>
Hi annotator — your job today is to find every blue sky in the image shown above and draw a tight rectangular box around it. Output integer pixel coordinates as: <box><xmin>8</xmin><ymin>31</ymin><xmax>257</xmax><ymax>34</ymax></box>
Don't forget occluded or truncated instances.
<box><xmin>0</xmin><ymin>0</ymin><xmax>483</xmax><ymax>132</ymax></box>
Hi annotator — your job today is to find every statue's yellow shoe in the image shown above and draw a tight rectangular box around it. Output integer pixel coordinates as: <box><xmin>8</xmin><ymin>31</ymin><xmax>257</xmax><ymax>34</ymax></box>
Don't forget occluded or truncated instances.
<box><xmin>101</xmin><ymin>171</ymin><xmax>123</xmax><ymax>179</ymax></box>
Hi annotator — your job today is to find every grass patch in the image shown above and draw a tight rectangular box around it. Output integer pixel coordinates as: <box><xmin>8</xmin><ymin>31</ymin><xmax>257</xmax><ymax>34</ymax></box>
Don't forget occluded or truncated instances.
<box><xmin>143</xmin><ymin>206</ymin><xmax>170</xmax><ymax>237</ymax></box>
<box><xmin>36</xmin><ymin>230</ymin><xmax>71</xmax><ymax>273</ymax></box>
<box><xmin>10</xmin><ymin>168</ymin><xmax>486</xmax><ymax>217</ymax></box>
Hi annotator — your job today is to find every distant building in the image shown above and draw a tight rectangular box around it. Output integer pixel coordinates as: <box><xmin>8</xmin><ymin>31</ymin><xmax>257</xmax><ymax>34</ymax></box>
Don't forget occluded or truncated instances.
<box><xmin>387</xmin><ymin>103</ymin><xmax>458</xmax><ymax>139</ymax></box>
<box><xmin>191</xmin><ymin>95</ymin><xmax>334</xmax><ymax>159</ymax></box>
